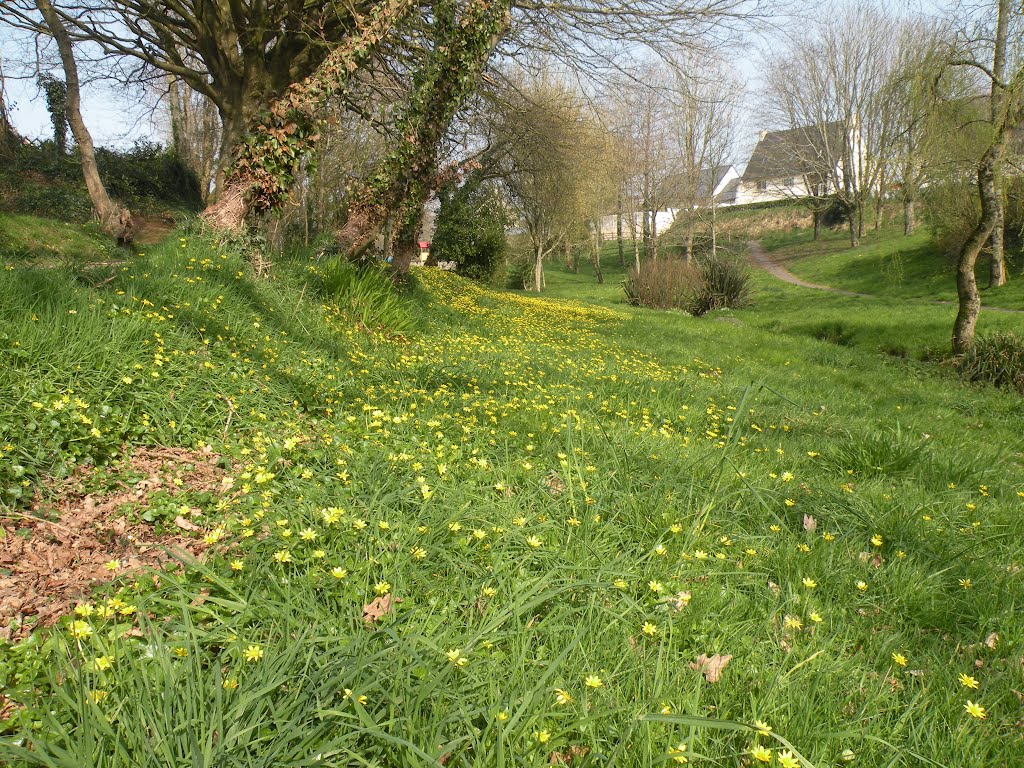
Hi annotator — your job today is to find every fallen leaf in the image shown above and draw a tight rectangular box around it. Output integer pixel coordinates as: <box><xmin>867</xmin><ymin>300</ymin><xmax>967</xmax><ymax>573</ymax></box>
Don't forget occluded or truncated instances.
<box><xmin>544</xmin><ymin>472</ymin><xmax>566</xmax><ymax>496</ymax></box>
<box><xmin>549</xmin><ymin>746</ymin><xmax>589</xmax><ymax>765</ymax></box>
<box><xmin>985</xmin><ymin>632</ymin><xmax>999</xmax><ymax>650</ymax></box>
<box><xmin>363</xmin><ymin>594</ymin><xmax>400</xmax><ymax>624</ymax></box>
<box><xmin>802</xmin><ymin>514</ymin><xmax>816</xmax><ymax>532</ymax></box>
<box><xmin>174</xmin><ymin>516</ymin><xmax>200</xmax><ymax>532</ymax></box>
<box><xmin>690</xmin><ymin>653</ymin><xmax>732</xmax><ymax>683</ymax></box>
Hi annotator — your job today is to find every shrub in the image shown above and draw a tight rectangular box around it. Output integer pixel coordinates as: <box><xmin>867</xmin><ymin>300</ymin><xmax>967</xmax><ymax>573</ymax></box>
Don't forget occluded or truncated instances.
<box><xmin>624</xmin><ymin>253</ymin><xmax>752</xmax><ymax>317</ymax></box>
<box><xmin>431</xmin><ymin>176</ymin><xmax>509</xmax><ymax>283</ymax></box>
<box><xmin>957</xmin><ymin>332</ymin><xmax>1024</xmax><ymax>394</ymax></box>
<box><xmin>696</xmin><ymin>252</ymin><xmax>753</xmax><ymax>313</ymax></box>
<box><xmin>624</xmin><ymin>258</ymin><xmax>701</xmax><ymax>310</ymax></box>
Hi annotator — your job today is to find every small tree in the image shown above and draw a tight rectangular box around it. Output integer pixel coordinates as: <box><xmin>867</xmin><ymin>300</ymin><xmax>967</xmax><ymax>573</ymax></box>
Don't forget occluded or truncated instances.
<box><xmin>432</xmin><ymin>173</ymin><xmax>510</xmax><ymax>281</ymax></box>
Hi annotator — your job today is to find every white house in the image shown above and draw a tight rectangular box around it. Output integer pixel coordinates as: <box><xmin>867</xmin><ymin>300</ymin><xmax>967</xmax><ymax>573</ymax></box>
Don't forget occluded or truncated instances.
<box><xmin>735</xmin><ymin>121</ymin><xmax>861</xmax><ymax>206</ymax></box>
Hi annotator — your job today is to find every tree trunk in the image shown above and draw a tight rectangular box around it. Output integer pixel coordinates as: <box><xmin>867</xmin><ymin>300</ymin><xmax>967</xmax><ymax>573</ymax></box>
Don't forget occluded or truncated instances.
<box><xmin>201</xmin><ymin>0</ymin><xmax>417</xmax><ymax>231</ymax></box>
<box><xmin>988</xmin><ymin>201</ymin><xmax>1006</xmax><ymax>288</ymax></box>
<box><xmin>684</xmin><ymin>228</ymin><xmax>694</xmax><ymax>265</ymax></box>
<box><xmin>591</xmin><ymin>224</ymin><xmax>604</xmax><ymax>284</ymax></box>
<box><xmin>848</xmin><ymin>212</ymin><xmax>858</xmax><ymax>248</ymax></box>
<box><xmin>0</xmin><ymin>59</ymin><xmax>20</xmax><ymax>158</ymax></box>
<box><xmin>650</xmin><ymin>211</ymin><xmax>659</xmax><ymax>260</ymax></box>
<box><xmin>642</xmin><ymin>206</ymin><xmax>651</xmax><ymax>261</ymax></box>
<box><xmin>36</xmin><ymin>0</ymin><xmax>132</xmax><ymax>242</ymax></box>
<box><xmin>903</xmin><ymin>198</ymin><xmax>915</xmax><ymax>236</ymax></box>
<box><xmin>813</xmin><ymin>209</ymin><xmax>820</xmax><ymax>241</ymax></box>
<box><xmin>533</xmin><ymin>245</ymin><xmax>544</xmax><ymax>292</ymax></box>
<box><xmin>616</xmin><ymin>197</ymin><xmax>625</xmax><ymax>268</ymax></box>
<box><xmin>953</xmin><ymin>148</ymin><xmax>1002</xmax><ymax>354</ymax></box>
<box><xmin>709</xmin><ymin>201</ymin><xmax>717</xmax><ymax>260</ymax></box>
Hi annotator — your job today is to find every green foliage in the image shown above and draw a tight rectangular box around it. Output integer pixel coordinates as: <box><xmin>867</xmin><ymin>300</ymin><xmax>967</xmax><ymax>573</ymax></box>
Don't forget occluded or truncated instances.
<box><xmin>957</xmin><ymin>331</ymin><xmax>1024</xmax><ymax>394</ymax></box>
<box><xmin>0</xmin><ymin>141</ymin><xmax>202</xmax><ymax>219</ymax></box>
<box><xmin>431</xmin><ymin>177</ymin><xmax>509</xmax><ymax>282</ymax></box>
<box><xmin>691</xmin><ymin>252</ymin><xmax>753</xmax><ymax>315</ymax></box>
<box><xmin>307</xmin><ymin>258</ymin><xmax>416</xmax><ymax>334</ymax></box>
<box><xmin>36</xmin><ymin>74</ymin><xmax>68</xmax><ymax>157</ymax></box>
<box><xmin>923</xmin><ymin>180</ymin><xmax>980</xmax><ymax>258</ymax></box>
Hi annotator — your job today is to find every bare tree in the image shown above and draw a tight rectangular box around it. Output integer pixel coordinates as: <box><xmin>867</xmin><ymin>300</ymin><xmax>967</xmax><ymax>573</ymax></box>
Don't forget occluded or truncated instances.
<box><xmin>760</xmin><ymin>5</ymin><xmax>902</xmax><ymax>247</ymax></box>
<box><xmin>34</xmin><ymin>0</ymin><xmax>132</xmax><ymax>240</ymax></box>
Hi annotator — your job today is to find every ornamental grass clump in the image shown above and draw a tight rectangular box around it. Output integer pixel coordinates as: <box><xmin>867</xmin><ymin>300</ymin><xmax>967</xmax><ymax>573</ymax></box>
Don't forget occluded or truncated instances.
<box><xmin>956</xmin><ymin>331</ymin><xmax>1024</xmax><ymax>394</ymax></box>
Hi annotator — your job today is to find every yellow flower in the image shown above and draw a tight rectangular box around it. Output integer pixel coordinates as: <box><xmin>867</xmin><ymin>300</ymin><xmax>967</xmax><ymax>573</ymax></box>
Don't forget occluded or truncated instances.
<box><xmin>272</xmin><ymin>549</ymin><xmax>292</xmax><ymax>563</ymax></box>
<box><xmin>584</xmin><ymin>674</ymin><xmax>604</xmax><ymax>688</ymax></box>
<box><xmin>103</xmin><ymin>559</ymin><xmax>121</xmax><ymax>572</ymax></box>
<box><xmin>784</xmin><ymin>615</ymin><xmax>803</xmax><ymax>630</ymax></box>
<box><xmin>870</xmin><ymin>534</ymin><xmax>883</xmax><ymax>547</ymax></box>
<box><xmin>496</xmin><ymin>710</ymin><xmax>509</xmax><ymax>721</ymax></box>
<box><xmin>648</xmin><ymin>580</ymin><xmax>663</xmax><ymax>593</ymax></box>
<box><xmin>331</xmin><ymin>566</ymin><xmax>348</xmax><ymax>579</ymax></box>
<box><xmin>856</xmin><ymin>580</ymin><xmax>868</xmax><ymax>592</ymax></box>
<box><xmin>964</xmin><ymin>700</ymin><xmax>986</xmax><ymax>719</ymax></box>
<box><xmin>533</xmin><ymin>729</ymin><xmax>551</xmax><ymax>744</ymax></box>
<box><xmin>374</xmin><ymin>581</ymin><xmax>391</xmax><ymax>595</ymax></box>
<box><xmin>344</xmin><ymin>688</ymin><xmax>368</xmax><ymax>705</ymax></box>
<box><xmin>222</xmin><ymin>678</ymin><xmax>239</xmax><ymax>690</ymax></box>
<box><xmin>299</xmin><ymin>527</ymin><xmax>318</xmax><ymax>541</ymax></box>
<box><xmin>243</xmin><ymin>644</ymin><xmax>263</xmax><ymax>662</ymax></box>
<box><xmin>641</xmin><ymin>621</ymin><xmax>659</xmax><ymax>637</ymax></box>
<box><xmin>750</xmin><ymin>744</ymin><xmax>773</xmax><ymax>763</ymax></box>
<box><xmin>554</xmin><ymin>688</ymin><xmax>573</xmax><ymax>705</ymax></box>
<box><xmin>778</xmin><ymin>750</ymin><xmax>800</xmax><ymax>768</ymax></box>
<box><xmin>230</xmin><ymin>559</ymin><xmax>244</xmax><ymax>571</ymax></box>
<box><xmin>809</xmin><ymin>611</ymin><xmax>823</xmax><ymax>623</ymax></box>
<box><xmin>668</xmin><ymin>742</ymin><xmax>688</xmax><ymax>764</ymax></box>
<box><xmin>892</xmin><ymin>652</ymin><xmax>907</xmax><ymax>667</ymax></box>
<box><xmin>69</xmin><ymin>620</ymin><xmax>93</xmax><ymax>639</ymax></box>
<box><xmin>802</xmin><ymin>577</ymin><xmax>817</xmax><ymax>589</ymax></box>
<box><xmin>958</xmin><ymin>673</ymin><xmax>979</xmax><ymax>689</ymax></box>
<box><xmin>89</xmin><ymin>655</ymin><xmax>114</xmax><ymax>672</ymax></box>
<box><xmin>410</xmin><ymin>546</ymin><xmax>427</xmax><ymax>560</ymax></box>
<box><xmin>445</xmin><ymin>648</ymin><xmax>468</xmax><ymax>666</ymax></box>
<box><xmin>613</xmin><ymin>578</ymin><xmax>628</xmax><ymax>589</ymax></box>
<box><xmin>87</xmin><ymin>689</ymin><xmax>108</xmax><ymax>703</ymax></box>
<box><xmin>526</xmin><ymin>535</ymin><xmax>543</xmax><ymax>549</ymax></box>
<box><xmin>754</xmin><ymin>720</ymin><xmax>772</xmax><ymax>736</ymax></box>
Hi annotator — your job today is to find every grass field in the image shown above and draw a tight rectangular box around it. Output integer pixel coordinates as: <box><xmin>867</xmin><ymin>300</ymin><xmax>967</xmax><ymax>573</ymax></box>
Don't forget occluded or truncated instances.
<box><xmin>1</xmin><ymin>218</ymin><xmax>1023</xmax><ymax>767</ymax></box>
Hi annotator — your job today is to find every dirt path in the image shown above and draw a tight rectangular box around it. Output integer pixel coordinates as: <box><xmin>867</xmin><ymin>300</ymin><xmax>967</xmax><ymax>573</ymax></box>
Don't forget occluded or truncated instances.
<box><xmin>748</xmin><ymin>240</ymin><xmax>1024</xmax><ymax>314</ymax></box>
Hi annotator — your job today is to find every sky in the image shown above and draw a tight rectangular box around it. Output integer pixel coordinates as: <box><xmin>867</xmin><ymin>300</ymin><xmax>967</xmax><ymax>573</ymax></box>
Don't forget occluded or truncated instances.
<box><xmin>0</xmin><ymin>0</ymin><xmax>965</xmax><ymax>163</ymax></box>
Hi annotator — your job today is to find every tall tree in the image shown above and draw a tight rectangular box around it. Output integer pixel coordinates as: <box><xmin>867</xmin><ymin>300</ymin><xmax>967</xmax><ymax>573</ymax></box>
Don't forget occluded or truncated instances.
<box><xmin>34</xmin><ymin>0</ymin><xmax>132</xmax><ymax>240</ymax></box>
<box><xmin>950</xmin><ymin>0</ymin><xmax>1024</xmax><ymax>353</ymax></box>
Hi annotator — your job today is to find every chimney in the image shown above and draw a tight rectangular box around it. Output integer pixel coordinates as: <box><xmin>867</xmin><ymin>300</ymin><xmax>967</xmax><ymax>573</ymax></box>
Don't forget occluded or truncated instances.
<box><xmin>758</xmin><ymin>130</ymin><xmax>768</xmax><ymax>142</ymax></box>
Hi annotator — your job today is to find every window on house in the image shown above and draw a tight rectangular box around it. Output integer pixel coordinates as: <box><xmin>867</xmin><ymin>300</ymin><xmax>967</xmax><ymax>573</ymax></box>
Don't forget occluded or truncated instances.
<box><xmin>784</xmin><ymin>178</ymin><xmax>795</xmax><ymax>187</ymax></box>
<box><xmin>757</xmin><ymin>180</ymin><xmax>768</xmax><ymax>192</ymax></box>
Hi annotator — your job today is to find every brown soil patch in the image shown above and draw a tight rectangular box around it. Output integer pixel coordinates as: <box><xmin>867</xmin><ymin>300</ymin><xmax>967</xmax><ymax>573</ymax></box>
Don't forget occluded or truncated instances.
<box><xmin>0</xmin><ymin>446</ymin><xmax>236</xmax><ymax>642</ymax></box>
<box><xmin>132</xmin><ymin>213</ymin><xmax>177</xmax><ymax>246</ymax></box>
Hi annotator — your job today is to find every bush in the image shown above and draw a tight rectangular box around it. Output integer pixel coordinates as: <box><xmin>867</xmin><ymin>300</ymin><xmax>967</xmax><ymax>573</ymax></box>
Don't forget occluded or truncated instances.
<box><xmin>956</xmin><ymin>332</ymin><xmax>1024</xmax><ymax>394</ymax></box>
<box><xmin>624</xmin><ymin>253</ymin><xmax>752</xmax><ymax>316</ymax></box>
<box><xmin>431</xmin><ymin>176</ymin><xmax>509</xmax><ymax>283</ymax></box>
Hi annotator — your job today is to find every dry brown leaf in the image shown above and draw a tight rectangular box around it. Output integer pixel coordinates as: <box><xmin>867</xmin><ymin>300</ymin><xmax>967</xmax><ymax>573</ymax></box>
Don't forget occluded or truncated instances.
<box><xmin>672</xmin><ymin>591</ymin><xmax>692</xmax><ymax>611</ymax></box>
<box><xmin>174</xmin><ymin>515</ymin><xmax>201</xmax><ymax>532</ymax></box>
<box><xmin>690</xmin><ymin>653</ymin><xmax>732</xmax><ymax>683</ymax></box>
<box><xmin>362</xmin><ymin>594</ymin><xmax>400</xmax><ymax>624</ymax></box>
<box><xmin>767</xmin><ymin>580</ymin><xmax>781</xmax><ymax>596</ymax></box>
<box><xmin>802</xmin><ymin>514</ymin><xmax>816</xmax><ymax>532</ymax></box>
<box><xmin>985</xmin><ymin>632</ymin><xmax>999</xmax><ymax>650</ymax></box>
<box><xmin>548</xmin><ymin>746</ymin><xmax>589</xmax><ymax>765</ymax></box>
<box><xmin>544</xmin><ymin>472</ymin><xmax>566</xmax><ymax>496</ymax></box>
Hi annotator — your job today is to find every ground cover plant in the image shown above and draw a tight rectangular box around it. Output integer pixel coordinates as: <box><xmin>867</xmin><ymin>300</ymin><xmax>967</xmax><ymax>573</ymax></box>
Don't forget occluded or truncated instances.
<box><xmin>0</xmin><ymin>219</ymin><xmax>1023</xmax><ymax>766</ymax></box>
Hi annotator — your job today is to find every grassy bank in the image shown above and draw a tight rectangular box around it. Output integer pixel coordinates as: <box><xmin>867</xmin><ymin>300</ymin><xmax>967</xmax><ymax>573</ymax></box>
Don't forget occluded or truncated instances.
<box><xmin>1</xmin><ymin>220</ymin><xmax>1022</xmax><ymax>767</ymax></box>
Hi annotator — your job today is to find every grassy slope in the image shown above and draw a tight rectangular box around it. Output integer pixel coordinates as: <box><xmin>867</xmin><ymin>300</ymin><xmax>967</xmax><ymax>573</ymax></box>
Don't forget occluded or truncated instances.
<box><xmin>760</xmin><ymin>223</ymin><xmax>1024</xmax><ymax>312</ymax></box>
<box><xmin>1</xmin><ymin>219</ymin><xmax>1023</xmax><ymax>767</ymax></box>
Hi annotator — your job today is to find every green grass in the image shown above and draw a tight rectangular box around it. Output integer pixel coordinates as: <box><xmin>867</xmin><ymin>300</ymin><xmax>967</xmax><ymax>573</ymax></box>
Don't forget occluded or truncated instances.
<box><xmin>760</xmin><ymin>223</ymin><xmax>1024</xmax><ymax>311</ymax></box>
<box><xmin>1</xmin><ymin>218</ymin><xmax>1023</xmax><ymax>767</ymax></box>
<box><xmin>0</xmin><ymin>213</ymin><xmax>118</xmax><ymax>265</ymax></box>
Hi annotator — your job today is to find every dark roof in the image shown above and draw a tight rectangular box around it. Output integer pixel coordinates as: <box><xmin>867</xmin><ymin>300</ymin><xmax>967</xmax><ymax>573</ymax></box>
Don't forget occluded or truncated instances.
<box><xmin>659</xmin><ymin>165</ymin><xmax>735</xmax><ymax>207</ymax></box>
<box><xmin>742</xmin><ymin>122</ymin><xmax>847</xmax><ymax>181</ymax></box>
<box><xmin>716</xmin><ymin>177</ymin><xmax>739</xmax><ymax>204</ymax></box>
